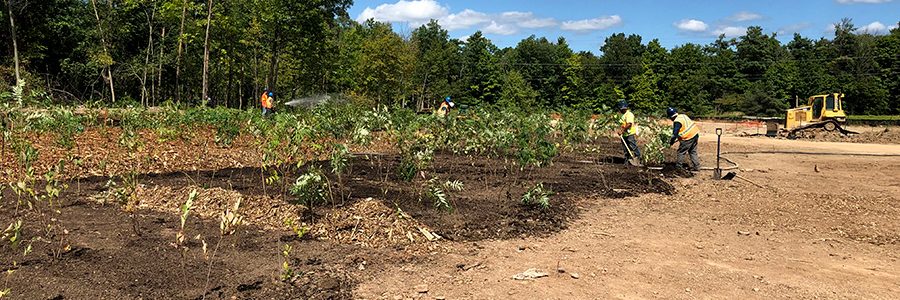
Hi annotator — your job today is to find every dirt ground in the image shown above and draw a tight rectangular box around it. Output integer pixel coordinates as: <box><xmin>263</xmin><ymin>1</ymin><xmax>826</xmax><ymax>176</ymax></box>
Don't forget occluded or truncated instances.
<box><xmin>697</xmin><ymin>120</ymin><xmax>900</xmax><ymax>144</ymax></box>
<box><xmin>3</xmin><ymin>125</ymin><xmax>900</xmax><ymax>299</ymax></box>
<box><xmin>353</xmin><ymin>133</ymin><xmax>900</xmax><ymax>299</ymax></box>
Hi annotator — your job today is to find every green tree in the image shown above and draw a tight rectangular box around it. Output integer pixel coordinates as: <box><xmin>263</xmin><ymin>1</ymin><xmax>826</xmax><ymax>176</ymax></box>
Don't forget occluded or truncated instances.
<box><xmin>599</xmin><ymin>33</ymin><xmax>645</xmax><ymax>87</ymax></box>
<box><xmin>498</xmin><ymin>70</ymin><xmax>537</xmax><ymax>108</ymax></box>
<box><xmin>510</xmin><ymin>36</ymin><xmax>572</xmax><ymax>107</ymax></box>
<box><xmin>410</xmin><ymin>20</ymin><xmax>459</xmax><ymax>110</ymax></box>
<box><xmin>459</xmin><ymin>31</ymin><xmax>501</xmax><ymax>106</ymax></box>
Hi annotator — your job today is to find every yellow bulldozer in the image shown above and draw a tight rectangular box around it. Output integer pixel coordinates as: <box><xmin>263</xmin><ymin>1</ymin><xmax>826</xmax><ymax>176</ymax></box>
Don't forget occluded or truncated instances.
<box><xmin>784</xmin><ymin>93</ymin><xmax>857</xmax><ymax>138</ymax></box>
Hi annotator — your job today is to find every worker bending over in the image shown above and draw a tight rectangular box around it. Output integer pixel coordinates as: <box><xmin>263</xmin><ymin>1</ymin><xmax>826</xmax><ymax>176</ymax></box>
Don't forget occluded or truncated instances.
<box><xmin>617</xmin><ymin>100</ymin><xmax>642</xmax><ymax>164</ymax></box>
<box><xmin>667</xmin><ymin>107</ymin><xmax>701</xmax><ymax>171</ymax></box>
<box><xmin>436</xmin><ymin>96</ymin><xmax>455</xmax><ymax>118</ymax></box>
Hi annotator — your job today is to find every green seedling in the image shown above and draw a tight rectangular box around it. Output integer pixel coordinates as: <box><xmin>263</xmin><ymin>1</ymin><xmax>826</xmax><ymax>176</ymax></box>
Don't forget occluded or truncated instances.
<box><xmin>522</xmin><ymin>183</ymin><xmax>553</xmax><ymax>210</ymax></box>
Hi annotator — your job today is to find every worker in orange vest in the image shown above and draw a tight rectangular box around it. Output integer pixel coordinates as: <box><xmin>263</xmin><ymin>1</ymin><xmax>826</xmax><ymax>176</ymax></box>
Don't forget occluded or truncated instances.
<box><xmin>261</xmin><ymin>90</ymin><xmax>274</xmax><ymax>116</ymax></box>
<box><xmin>436</xmin><ymin>96</ymin><xmax>454</xmax><ymax>118</ymax></box>
<box><xmin>667</xmin><ymin>107</ymin><xmax>701</xmax><ymax>171</ymax></box>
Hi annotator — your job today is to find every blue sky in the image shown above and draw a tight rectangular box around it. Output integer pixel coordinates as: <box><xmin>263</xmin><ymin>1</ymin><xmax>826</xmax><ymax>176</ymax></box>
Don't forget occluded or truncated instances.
<box><xmin>349</xmin><ymin>0</ymin><xmax>900</xmax><ymax>52</ymax></box>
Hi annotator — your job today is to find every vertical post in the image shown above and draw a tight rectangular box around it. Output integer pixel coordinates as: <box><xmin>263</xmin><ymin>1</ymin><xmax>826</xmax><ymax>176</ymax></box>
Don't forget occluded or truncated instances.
<box><xmin>714</xmin><ymin>128</ymin><xmax>723</xmax><ymax>179</ymax></box>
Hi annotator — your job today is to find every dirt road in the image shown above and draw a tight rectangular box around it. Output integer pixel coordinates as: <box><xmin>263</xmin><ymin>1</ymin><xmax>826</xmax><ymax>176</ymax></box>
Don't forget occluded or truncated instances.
<box><xmin>355</xmin><ymin>136</ymin><xmax>900</xmax><ymax>299</ymax></box>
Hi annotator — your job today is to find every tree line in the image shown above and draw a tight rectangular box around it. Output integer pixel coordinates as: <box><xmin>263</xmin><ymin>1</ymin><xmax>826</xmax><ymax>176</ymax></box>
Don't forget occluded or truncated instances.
<box><xmin>1</xmin><ymin>0</ymin><xmax>898</xmax><ymax>116</ymax></box>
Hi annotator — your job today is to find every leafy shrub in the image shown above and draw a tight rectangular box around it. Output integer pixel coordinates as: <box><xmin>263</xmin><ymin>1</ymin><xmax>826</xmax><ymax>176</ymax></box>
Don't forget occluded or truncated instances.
<box><xmin>289</xmin><ymin>168</ymin><xmax>330</xmax><ymax>207</ymax></box>
<box><xmin>522</xmin><ymin>183</ymin><xmax>552</xmax><ymax>210</ymax></box>
<box><xmin>639</xmin><ymin>117</ymin><xmax>673</xmax><ymax>166</ymax></box>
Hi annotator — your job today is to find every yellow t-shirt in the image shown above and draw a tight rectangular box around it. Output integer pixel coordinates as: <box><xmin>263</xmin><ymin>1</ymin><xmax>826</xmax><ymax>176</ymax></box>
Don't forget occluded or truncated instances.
<box><xmin>619</xmin><ymin>111</ymin><xmax>637</xmax><ymax>136</ymax></box>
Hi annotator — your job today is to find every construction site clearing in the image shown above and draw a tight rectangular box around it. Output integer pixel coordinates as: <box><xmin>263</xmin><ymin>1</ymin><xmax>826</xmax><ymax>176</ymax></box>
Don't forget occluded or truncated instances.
<box><xmin>1</xmin><ymin>120</ymin><xmax>898</xmax><ymax>299</ymax></box>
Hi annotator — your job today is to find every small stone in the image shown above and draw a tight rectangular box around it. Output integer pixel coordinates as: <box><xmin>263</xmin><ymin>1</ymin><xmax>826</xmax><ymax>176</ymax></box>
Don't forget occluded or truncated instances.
<box><xmin>434</xmin><ymin>297</ymin><xmax>445</xmax><ymax>300</ymax></box>
<box><xmin>358</xmin><ymin>264</ymin><xmax>366</xmax><ymax>270</ymax></box>
<box><xmin>511</xmin><ymin>268</ymin><xmax>549</xmax><ymax>280</ymax></box>
<box><xmin>753</xmin><ymin>288</ymin><xmax>760</xmax><ymax>292</ymax></box>
<box><xmin>556</xmin><ymin>267</ymin><xmax>566</xmax><ymax>274</ymax></box>
<box><xmin>685</xmin><ymin>288</ymin><xmax>692</xmax><ymax>292</ymax></box>
<box><xmin>570</xmin><ymin>273</ymin><xmax>580</xmax><ymax>279</ymax></box>
<box><xmin>415</xmin><ymin>284</ymin><xmax>429</xmax><ymax>294</ymax></box>
<box><xmin>517</xmin><ymin>245</ymin><xmax>526</xmax><ymax>251</ymax></box>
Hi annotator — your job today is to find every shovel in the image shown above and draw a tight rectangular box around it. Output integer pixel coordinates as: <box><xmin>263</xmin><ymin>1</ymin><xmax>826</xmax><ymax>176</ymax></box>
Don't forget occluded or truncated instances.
<box><xmin>619</xmin><ymin>135</ymin><xmax>642</xmax><ymax>167</ymax></box>
<box><xmin>721</xmin><ymin>172</ymin><xmax>764</xmax><ymax>188</ymax></box>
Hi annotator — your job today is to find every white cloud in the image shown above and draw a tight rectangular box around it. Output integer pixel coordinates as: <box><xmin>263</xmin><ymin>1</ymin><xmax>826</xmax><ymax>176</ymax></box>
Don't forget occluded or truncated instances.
<box><xmin>712</xmin><ymin>26</ymin><xmax>747</xmax><ymax>38</ymax></box>
<box><xmin>441</xmin><ymin>9</ymin><xmax>558</xmax><ymax>34</ymax></box>
<box><xmin>357</xmin><ymin>1</ymin><xmax>625</xmax><ymax>36</ymax></box>
<box><xmin>836</xmin><ymin>0</ymin><xmax>892</xmax><ymax>4</ymax></box>
<box><xmin>482</xmin><ymin>21</ymin><xmax>518</xmax><ymax>35</ymax></box>
<box><xmin>356</xmin><ymin>0</ymin><xmax>448</xmax><ymax>25</ymax></box>
<box><xmin>356</xmin><ymin>1</ymin><xmax>561</xmax><ymax>35</ymax></box>
<box><xmin>441</xmin><ymin>9</ymin><xmax>490</xmax><ymax>30</ymax></box>
<box><xmin>501</xmin><ymin>11</ymin><xmax>558</xmax><ymax>28</ymax></box>
<box><xmin>674</xmin><ymin>19</ymin><xmax>709</xmax><ymax>32</ymax></box>
<box><xmin>728</xmin><ymin>11</ymin><xmax>763</xmax><ymax>22</ymax></box>
<box><xmin>856</xmin><ymin>21</ymin><xmax>890</xmax><ymax>34</ymax></box>
<box><xmin>777</xmin><ymin>22</ymin><xmax>812</xmax><ymax>35</ymax></box>
<box><xmin>560</xmin><ymin>15</ymin><xmax>623</xmax><ymax>32</ymax></box>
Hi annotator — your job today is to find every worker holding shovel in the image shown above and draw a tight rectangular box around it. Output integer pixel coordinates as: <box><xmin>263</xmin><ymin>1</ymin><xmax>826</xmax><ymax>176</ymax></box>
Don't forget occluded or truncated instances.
<box><xmin>667</xmin><ymin>107</ymin><xmax>701</xmax><ymax>171</ymax></box>
<box><xmin>617</xmin><ymin>100</ymin><xmax>642</xmax><ymax>166</ymax></box>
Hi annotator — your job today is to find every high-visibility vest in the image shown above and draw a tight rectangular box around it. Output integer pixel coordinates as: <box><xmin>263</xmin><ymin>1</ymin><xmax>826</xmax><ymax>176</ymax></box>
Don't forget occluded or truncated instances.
<box><xmin>675</xmin><ymin>114</ymin><xmax>700</xmax><ymax>141</ymax></box>
<box><xmin>619</xmin><ymin>111</ymin><xmax>637</xmax><ymax>136</ymax></box>
<box><xmin>437</xmin><ymin>101</ymin><xmax>450</xmax><ymax>117</ymax></box>
<box><xmin>261</xmin><ymin>93</ymin><xmax>273</xmax><ymax>109</ymax></box>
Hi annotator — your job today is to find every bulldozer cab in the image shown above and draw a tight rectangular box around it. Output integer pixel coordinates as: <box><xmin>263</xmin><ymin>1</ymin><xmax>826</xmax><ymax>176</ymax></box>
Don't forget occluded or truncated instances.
<box><xmin>811</xmin><ymin>97</ymin><xmax>824</xmax><ymax>119</ymax></box>
<box><xmin>807</xmin><ymin>93</ymin><xmax>845</xmax><ymax>122</ymax></box>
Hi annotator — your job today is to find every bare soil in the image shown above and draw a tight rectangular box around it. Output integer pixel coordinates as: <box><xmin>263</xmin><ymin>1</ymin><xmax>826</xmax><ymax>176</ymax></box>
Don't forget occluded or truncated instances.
<box><xmin>1</xmin><ymin>134</ymin><xmax>672</xmax><ymax>299</ymax></box>
<box><xmin>4</xmin><ymin>126</ymin><xmax>900</xmax><ymax>299</ymax></box>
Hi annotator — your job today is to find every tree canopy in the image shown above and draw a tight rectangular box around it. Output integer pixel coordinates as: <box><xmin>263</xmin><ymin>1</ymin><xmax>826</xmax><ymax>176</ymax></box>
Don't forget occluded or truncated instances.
<box><xmin>1</xmin><ymin>1</ymin><xmax>898</xmax><ymax>116</ymax></box>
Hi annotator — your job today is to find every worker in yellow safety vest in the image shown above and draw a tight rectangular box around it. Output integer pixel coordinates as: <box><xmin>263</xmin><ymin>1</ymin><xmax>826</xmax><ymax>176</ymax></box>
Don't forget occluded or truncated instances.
<box><xmin>617</xmin><ymin>100</ymin><xmax>642</xmax><ymax>164</ymax></box>
<box><xmin>260</xmin><ymin>90</ymin><xmax>275</xmax><ymax>116</ymax></box>
<box><xmin>667</xmin><ymin>107</ymin><xmax>701</xmax><ymax>171</ymax></box>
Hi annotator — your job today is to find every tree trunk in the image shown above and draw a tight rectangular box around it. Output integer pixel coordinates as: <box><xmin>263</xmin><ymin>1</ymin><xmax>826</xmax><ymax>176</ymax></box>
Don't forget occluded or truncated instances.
<box><xmin>90</xmin><ymin>0</ymin><xmax>116</xmax><ymax>103</ymax></box>
<box><xmin>156</xmin><ymin>27</ymin><xmax>165</xmax><ymax>105</ymax></box>
<box><xmin>141</xmin><ymin>7</ymin><xmax>155</xmax><ymax>107</ymax></box>
<box><xmin>201</xmin><ymin>0</ymin><xmax>213</xmax><ymax>104</ymax></box>
<box><xmin>6</xmin><ymin>0</ymin><xmax>20</xmax><ymax>86</ymax></box>
<box><xmin>175</xmin><ymin>0</ymin><xmax>187</xmax><ymax>104</ymax></box>
<box><xmin>268</xmin><ymin>26</ymin><xmax>280</xmax><ymax>91</ymax></box>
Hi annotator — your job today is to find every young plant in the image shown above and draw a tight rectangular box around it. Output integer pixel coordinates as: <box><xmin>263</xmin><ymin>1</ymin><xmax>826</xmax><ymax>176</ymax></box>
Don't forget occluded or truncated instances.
<box><xmin>424</xmin><ymin>177</ymin><xmax>464</xmax><ymax>213</ymax></box>
<box><xmin>283</xmin><ymin>218</ymin><xmax>309</xmax><ymax>240</ymax></box>
<box><xmin>201</xmin><ymin>198</ymin><xmax>243</xmax><ymax>300</ymax></box>
<box><xmin>1</xmin><ymin>219</ymin><xmax>30</xmax><ymax>298</ymax></box>
<box><xmin>289</xmin><ymin>167</ymin><xmax>331</xmax><ymax>208</ymax></box>
<box><xmin>118</xmin><ymin>124</ymin><xmax>144</xmax><ymax>236</ymax></box>
<box><xmin>397</xmin><ymin>138</ymin><xmax>435</xmax><ymax>181</ymax></box>
<box><xmin>175</xmin><ymin>189</ymin><xmax>197</xmax><ymax>247</ymax></box>
<box><xmin>639</xmin><ymin>117</ymin><xmax>674</xmax><ymax>166</ymax></box>
<box><xmin>522</xmin><ymin>183</ymin><xmax>552</xmax><ymax>210</ymax></box>
<box><xmin>330</xmin><ymin>143</ymin><xmax>351</xmax><ymax>202</ymax></box>
<box><xmin>279</xmin><ymin>244</ymin><xmax>297</xmax><ymax>282</ymax></box>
